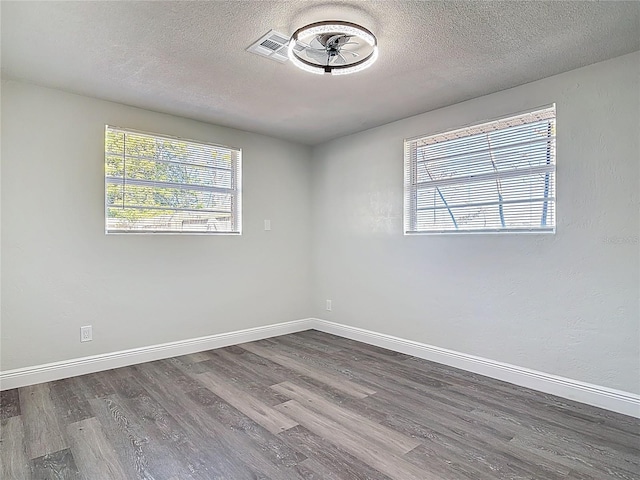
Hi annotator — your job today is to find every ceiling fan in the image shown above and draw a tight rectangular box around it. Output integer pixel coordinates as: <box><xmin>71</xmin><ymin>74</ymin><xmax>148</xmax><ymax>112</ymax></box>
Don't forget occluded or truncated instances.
<box><xmin>287</xmin><ymin>21</ymin><xmax>378</xmax><ymax>75</ymax></box>
<box><xmin>303</xmin><ymin>33</ymin><xmax>361</xmax><ymax>66</ymax></box>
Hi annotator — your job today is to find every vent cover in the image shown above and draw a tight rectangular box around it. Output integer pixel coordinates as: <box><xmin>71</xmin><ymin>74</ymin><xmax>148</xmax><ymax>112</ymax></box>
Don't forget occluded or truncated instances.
<box><xmin>247</xmin><ymin>30</ymin><xmax>291</xmax><ymax>63</ymax></box>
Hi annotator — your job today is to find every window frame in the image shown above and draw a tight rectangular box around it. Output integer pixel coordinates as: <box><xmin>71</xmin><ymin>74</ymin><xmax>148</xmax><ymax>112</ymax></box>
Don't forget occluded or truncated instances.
<box><xmin>403</xmin><ymin>105</ymin><xmax>556</xmax><ymax>235</ymax></box>
<box><xmin>105</xmin><ymin>125</ymin><xmax>242</xmax><ymax>235</ymax></box>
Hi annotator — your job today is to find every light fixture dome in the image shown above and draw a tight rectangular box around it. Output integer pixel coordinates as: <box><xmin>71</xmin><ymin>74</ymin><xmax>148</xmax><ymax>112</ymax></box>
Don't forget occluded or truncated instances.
<box><xmin>288</xmin><ymin>21</ymin><xmax>378</xmax><ymax>75</ymax></box>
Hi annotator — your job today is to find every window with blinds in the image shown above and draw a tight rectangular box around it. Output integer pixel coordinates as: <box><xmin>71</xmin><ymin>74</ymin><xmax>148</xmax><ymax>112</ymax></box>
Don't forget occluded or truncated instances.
<box><xmin>404</xmin><ymin>106</ymin><xmax>556</xmax><ymax>234</ymax></box>
<box><xmin>105</xmin><ymin>126</ymin><xmax>241</xmax><ymax>234</ymax></box>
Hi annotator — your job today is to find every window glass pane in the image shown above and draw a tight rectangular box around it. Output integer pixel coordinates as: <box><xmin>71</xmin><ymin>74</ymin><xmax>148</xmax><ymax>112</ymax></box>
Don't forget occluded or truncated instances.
<box><xmin>405</xmin><ymin>106</ymin><xmax>556</xmax><ymax>234</ymax></box>
<box><xmin>105</xmin><ymin>126</ymin><xmax>241</xmax><ymax>234</ymax></box>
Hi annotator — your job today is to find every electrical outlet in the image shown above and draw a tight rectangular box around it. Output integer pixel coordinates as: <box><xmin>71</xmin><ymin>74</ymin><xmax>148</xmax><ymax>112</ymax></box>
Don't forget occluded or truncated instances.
<box><xmin>80</xmin><ymin>325</ymin><xmax>92</xmax><ymax>342</ymax></box>
<box><xmin>326</xmin><ymin>299</ymin><xmax>332</xmax><ymax>311</ymax></box>
<box><xmin>264</xmin><ymin>219</ymin><xmax>271</xmax><ymax>231</ymax></box>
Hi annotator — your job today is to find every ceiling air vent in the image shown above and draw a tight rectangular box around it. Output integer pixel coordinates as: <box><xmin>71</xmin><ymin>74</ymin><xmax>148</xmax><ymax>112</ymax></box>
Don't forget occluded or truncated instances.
<box><xmin>247</xmin><ymin>30</ymin><xmax>291</xmax><ymax>63</ymax></box>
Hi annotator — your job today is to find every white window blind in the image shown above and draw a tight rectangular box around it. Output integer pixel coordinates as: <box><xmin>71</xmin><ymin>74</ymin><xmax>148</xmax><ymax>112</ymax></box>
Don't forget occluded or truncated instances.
<box><xmin>404</xmin><ymin>106</ymin><xmax>556</xmax><ymax>234</ymax></box>
<box><xmin>105</xmin><ymin>126</ymin><xmax>241</xmax><ymax>234</ymax></box>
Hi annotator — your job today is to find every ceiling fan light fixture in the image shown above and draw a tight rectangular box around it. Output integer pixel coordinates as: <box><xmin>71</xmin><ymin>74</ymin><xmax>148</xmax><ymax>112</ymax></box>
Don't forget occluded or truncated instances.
<box><xmin>332</xmin><ymin>46</ymin><xmax>379</xmax><ymax>76</ymax></box>
<box><xmin>288</xmin><ymin>20</ymin><xmax>378</xmax><ymax>76</ymax></box>
<box><xmin>287</xmin><ymin>47</ymin><xmax>326</xmax><ymax>75</ymax></box>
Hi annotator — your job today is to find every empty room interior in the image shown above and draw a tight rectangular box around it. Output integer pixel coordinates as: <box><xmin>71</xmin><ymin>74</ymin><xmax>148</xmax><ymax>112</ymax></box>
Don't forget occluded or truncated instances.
<box><xmin>1</xmin><ymin>1</ymin><xmax>639</xmax><ymax>479</ymax></box>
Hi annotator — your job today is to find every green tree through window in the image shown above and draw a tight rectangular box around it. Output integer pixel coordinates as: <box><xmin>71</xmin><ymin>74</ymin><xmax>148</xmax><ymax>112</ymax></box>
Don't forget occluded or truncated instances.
<box><xmin>105</xmin><ymin>127</ymin><xmax>241</xmax><ymax>233</ymax></box>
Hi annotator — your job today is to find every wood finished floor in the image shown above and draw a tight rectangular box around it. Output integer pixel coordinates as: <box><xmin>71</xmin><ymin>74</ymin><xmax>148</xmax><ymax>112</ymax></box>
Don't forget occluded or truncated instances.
<box><xmin>1</xmin><ymin>330</ymin><xmax>639</xmax><ymax>480</ymax></box>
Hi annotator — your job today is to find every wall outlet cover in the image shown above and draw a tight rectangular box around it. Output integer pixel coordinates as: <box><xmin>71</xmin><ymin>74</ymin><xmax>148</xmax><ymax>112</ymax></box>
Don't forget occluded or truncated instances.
<box><xmin>80</xmin><ymin>325</ymin><xmax>92</xmax><ymax>342</ymax></box>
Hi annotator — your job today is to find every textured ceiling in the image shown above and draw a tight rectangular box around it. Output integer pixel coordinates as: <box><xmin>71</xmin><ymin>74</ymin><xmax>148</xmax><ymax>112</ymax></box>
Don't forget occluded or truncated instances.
<box><xmin>2</xmin><ymin>1</ymin><xmax>639</xmax><ymax>145</ymax></box>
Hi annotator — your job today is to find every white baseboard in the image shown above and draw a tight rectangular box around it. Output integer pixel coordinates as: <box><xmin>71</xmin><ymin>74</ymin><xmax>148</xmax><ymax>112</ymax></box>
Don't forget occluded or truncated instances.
<box><xmin>0</xmin><ymin>318</ymin><xmax>314</xmax><ymax>390</ymax></box>
<box><xmin>312</xmin><ymin>318</ymin><xmax>640</xmax><ymax>419</ymax></box>
<box><xmin>2</xmin><ymin>316</ymin><xmax>638</xmax><ymax>418</ymax></box>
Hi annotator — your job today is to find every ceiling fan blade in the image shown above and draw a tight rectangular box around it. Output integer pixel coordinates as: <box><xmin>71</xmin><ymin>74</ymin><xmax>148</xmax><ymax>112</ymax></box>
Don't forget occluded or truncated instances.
<box><xmin>304</xmin><ymin>48</ymin><xmax>328</xmax><ymax>62</ymax></box>
<box><xmin>309</xmin><ymin>36</ymin><xmax>324</xmax><ymax>49</ymax></box>
<box><xmin>341</xmin><ymin>50</ymin><xmax>360</xmax><ymax>57</ymax></box>
<box><xmin>327</xmin><ymin>34</ymin><xmax>353</xmax><ymax>47</ymax></box>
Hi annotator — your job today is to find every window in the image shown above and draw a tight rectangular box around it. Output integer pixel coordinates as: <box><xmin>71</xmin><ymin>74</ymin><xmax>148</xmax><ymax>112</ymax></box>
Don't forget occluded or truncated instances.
<box><xmin>404</xmin><ymin>106</ymin><xmax>556</xmax><ymax>234</ymax></box>
<box><xmin>105</xmin><ymin>126</ymin><xmax>241</xmax><ymax>234</ymax></box>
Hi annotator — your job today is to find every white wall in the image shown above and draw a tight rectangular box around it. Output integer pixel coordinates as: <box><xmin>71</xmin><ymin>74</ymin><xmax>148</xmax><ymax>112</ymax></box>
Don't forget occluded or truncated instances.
<box><xmin>1</xmin><ymin>80</ymin><xmax>312</xmax><ymax>370</ymax></box>
<box><xmin>311</xmin><ymin>52</ymin><xmax>640</xmax><ymax>394</ymax></box>
<box><xmin>3</xmin><ymin>52</ymin><xmax>639</xmax><ymax>398</ymax></box>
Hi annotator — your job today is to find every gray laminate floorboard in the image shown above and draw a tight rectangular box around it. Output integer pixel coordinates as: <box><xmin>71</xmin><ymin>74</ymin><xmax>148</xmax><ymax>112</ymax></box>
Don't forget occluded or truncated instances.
<box><xmin>1</xmin><ymin>388</ymin><xmax>21</xmax><ymax>420</ymax></box>
<box><xmin>5</xmin><ymin>330</ymin><xmax>640</xmax><ymax>479</ymax></box>
<box><xmin>1</xmin><ymin>415</ymin><xmax>30</xmax><ymax>480</ymax></box>
<box><xmin>30</xmin><ymin>448</ymin><xmax>82</xmax><ymax>480</ymax></box>
<box><xmin>19</xmin><ymin>384</ymin><xmax>68</xmax><ymax>460</ymax></box>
